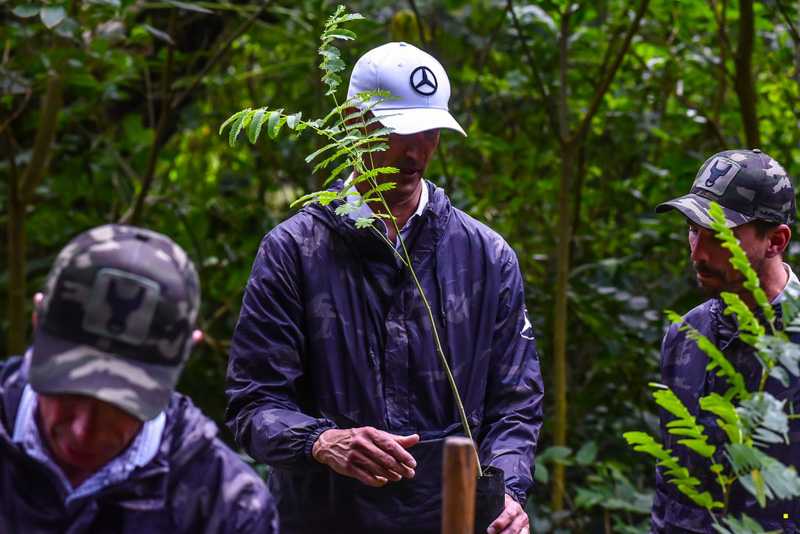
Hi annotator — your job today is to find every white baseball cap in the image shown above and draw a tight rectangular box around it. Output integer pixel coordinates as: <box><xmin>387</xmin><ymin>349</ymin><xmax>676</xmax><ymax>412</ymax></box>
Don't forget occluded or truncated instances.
<box><xmin>346</xmin><ymin>42</ymin><xmax>466</xmax><ymax>137</ymax></box>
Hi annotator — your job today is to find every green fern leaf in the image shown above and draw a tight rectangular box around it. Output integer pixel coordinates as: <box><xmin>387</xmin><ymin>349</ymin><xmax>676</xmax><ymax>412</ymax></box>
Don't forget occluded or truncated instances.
<box><xmin>289</xmin><ymin>190</ymin><xmax>328</xmax><ymax>209</ymax></box>
<box><xmin>335</xmin><ymin>203</ymin><xmax>357</xmax><ymax>217</ymax></box>
<box><xmin>355</xmin><ymin>216</ymin><xmax>375</xmax><ymax>229</ymax></box>
<box><xmin>717</xmin><ymin>514</ymin><xmax>777</xmax><ymax>534</ymax></box>
<box><xmin>323</xmin><ymin>160</ymin><xmax>355</xmax><ymax>187</ymax></box>
<box><xmin>305</xmin><ymin>142</ymin><xmax>343</xmax><ymax>164</ymax></box>
<box><xmin>325</xmin><ymin>28</ymin><xmax>357</xmax><ymax>41</ymax></box>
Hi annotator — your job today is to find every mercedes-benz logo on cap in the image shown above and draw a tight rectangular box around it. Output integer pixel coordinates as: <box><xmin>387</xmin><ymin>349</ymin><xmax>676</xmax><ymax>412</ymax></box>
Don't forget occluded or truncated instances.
<box><xmin>410</xmin><ymin>66</ymin><xmax>438</xmax><ymax>96</ymax></box>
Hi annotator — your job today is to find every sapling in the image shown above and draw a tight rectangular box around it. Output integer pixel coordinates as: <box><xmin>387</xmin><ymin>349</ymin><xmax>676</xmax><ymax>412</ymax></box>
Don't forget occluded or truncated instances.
<box><xmin>624</xmin><ymin>202</ymin><xmax>800</xmax><ymax>534</ymax></box>
<box><xmin>219</xmin><ymin>5</ymin><xmax>482</xmax><ymax>475</ymax></box>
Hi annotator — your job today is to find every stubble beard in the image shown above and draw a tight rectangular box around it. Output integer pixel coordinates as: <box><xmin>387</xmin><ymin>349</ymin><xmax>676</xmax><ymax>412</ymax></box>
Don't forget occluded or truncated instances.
<box><xmin>695</xmin><ymin>255</ymin><xmax>766</xmax><ymax>300</ymax></box>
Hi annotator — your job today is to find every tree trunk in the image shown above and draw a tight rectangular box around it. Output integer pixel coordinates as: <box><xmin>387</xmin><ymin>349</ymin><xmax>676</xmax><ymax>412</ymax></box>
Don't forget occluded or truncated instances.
<box><xmin>5</xmin><ymin>68</ymin><xmax>63</xmax><ymax>355</ymax></box>
<box><xmin>733</xmin><ymin>0</ymin><xmax>760</xmax><ymax>148</ymax></box>
<box><xmin>549</xmin><ymin>0</ymin><xmax>650</xmax><ymax>511</ymax></box>
<box><xmin>551</xmin><ymin>9</ymin><xmax>572</xmax><ymax>512</ymax></box>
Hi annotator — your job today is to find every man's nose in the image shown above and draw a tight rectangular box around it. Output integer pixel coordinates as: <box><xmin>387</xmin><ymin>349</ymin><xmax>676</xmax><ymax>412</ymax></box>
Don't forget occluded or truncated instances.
<box><xmin>401</xmin><ymin>133</ymin><xmax>426</xmax><ymax>157</ymax></box>
<box><xmin>70</xmin><ymin>401</ymin><xmax>98</xmax><ymax>443</ymax></box>
<box><xmin>690</xmin><ymin>229</ymin><xmax>711</xmax><ymax>262</ymax></box>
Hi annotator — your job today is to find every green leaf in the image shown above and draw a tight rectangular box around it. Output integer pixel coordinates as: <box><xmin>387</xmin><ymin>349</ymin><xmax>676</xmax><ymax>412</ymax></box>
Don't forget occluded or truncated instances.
<box><xmin>248</xmin><ymin>108</ymin><xmax>268</xmax><ymax>143</ymax></box>
<box><xmin>533</xmin><ymin>463</ymin><xmax>549</xmax><ymax>485</ymax></box>
<box><xmin>12</xmin><ymin>4</ymin><xmax>39</xmax><ymax>17</ymax></box>
<box><xmin>163</xmin><ymin>0</ymin><xmax>213</xmax><ymax>13</ymax></box>
<box><xmin>334</xmin><ymin>203</ymin><xmax>357</xmax><ymax>217</ymax></box>
<box><xmin>289</xmin><ymin>190</ymin><xmax>328</xmax><ymax>209</ymax></box>
<box><xmin>40</xmin><ymin>5</ymin><xmax>66</xmax><ymax>28</ymax></box>
<box><xmin>267</xmin><ymin>108</ymin><xmax>284</xmax><ymax>139</ymax></box>
<box><xmin>355</xmin><ymin>217</ymin><xmax>375</xmax><ymax>229</ymax></box>
<box><xmin>752</xmin><ymin>468</ymin><xmax>767</xmax><ymax>508</ymax></box>
<box><xmin>323</xmin><ymin>160</ymin><xmax>355</xmax><ymax>187</ymax></box>
<box><xmin>325</xmin><ymin>28</ymin><xmax>357</xmax><ymax>41</ymax></box>
<box><xmin>219</xmin><ymin>109</ymin><xmax>250</xmax><ymax>136</ymax></box>
<box><xmin>717</xmin><ymin>514</ymin><xmax>775</xmax><ymax>534</ymax></box>
<box><xmin>286</xmin><ymin>112</ymin><xmax>303</xmax><ymax>130</ymax></box>
<box><xmin>140</xmin><ymin>24</ymin><xmax>175</xmax><ymax>45</ymax></box>
<box><xmin>227</xmin><ymin>108</ymin><xmax>251</xmax><ymax>147</ymax></box>
<box><xmin>575</xmin><ymin>441</ymin><xmax>598</xmax><ymax>465</ymax></box>
<box><xmin>700</xmin><ymin>393</ymin><xmax>742</xmax><ymax>444</ymax></box>
<box><xmin>537</xmin><ymin>445</ymin><xmax>573</xmax><ymax>464</ymax></box>
<box><xmin>305</xmin><ymin>142</ymin><xmax>341</xmax><ymax>164</ymax></box>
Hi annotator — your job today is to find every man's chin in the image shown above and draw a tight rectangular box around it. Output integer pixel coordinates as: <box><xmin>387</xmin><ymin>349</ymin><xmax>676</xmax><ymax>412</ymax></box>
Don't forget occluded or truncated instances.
<box><xmin>697</xmin><ymin>282</ymin><xmax>719</xmax><ymax>298</ymax></box>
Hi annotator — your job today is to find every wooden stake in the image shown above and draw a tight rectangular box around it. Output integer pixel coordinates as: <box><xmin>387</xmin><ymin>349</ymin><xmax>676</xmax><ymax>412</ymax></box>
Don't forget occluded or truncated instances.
<box><xmin>442</xmin><ymin>436</ymin><xmax>477</xmax><ymax>534</ymax></box>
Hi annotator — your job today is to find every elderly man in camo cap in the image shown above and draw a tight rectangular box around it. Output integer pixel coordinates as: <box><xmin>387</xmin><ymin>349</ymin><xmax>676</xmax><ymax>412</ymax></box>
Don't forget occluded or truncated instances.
<box><xmin>651</xmin><ymin>149</ymin><xmax>800</xmax><ymax>532</ymax></box>
<box><xmin>0</xmin><ymin>224</ymin><xmax>278</xmax><ymax>533</ymax></box>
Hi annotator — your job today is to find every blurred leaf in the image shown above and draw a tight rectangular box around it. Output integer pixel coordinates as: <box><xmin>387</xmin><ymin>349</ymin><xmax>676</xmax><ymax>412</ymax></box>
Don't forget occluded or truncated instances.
<box><xmin>40</xmin><ymin>5</ymin><xmax>66</xmax><ymax>28</ymax></box>
<box><xmin>12</xmin><ymin>4</ymin><xmax>39</xmax><ymax>17</ymax></box>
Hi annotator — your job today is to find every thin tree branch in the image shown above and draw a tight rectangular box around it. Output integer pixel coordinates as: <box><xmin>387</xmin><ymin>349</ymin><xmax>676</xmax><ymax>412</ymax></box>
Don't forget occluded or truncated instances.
<box><xmin>171</xmin><ymin>0</ymin><xmax>274</xmax><ymax>111</ymax></box>
<box><xmin>774</xmin><ymin>0</ymin><xmax>800</xmax><ymax>45</ymax></box>
<box><xmin>570</xmin><ymin>0</ymin><xmax>651</xmax><ymax>145</ymax></box>
<box><xmin>507</xmin><ymin>0</ymin><xmax>562</xmax><ymax>144</ymax></box>
<box><xmin>0</xmin><ymin>87</ymin><xmax>32</xmax><ymax>137</ymax></box>
<box><xmin>120</xmin><ymin>9</ymin><xmax>178</xmax><ymax>225</ymax></box>
<box><xmin>406</xmin><ymin>0</ymin><xmax>428</xmax><ymax>49</ymax></box>
<box><xmin>464</xmin><ymin>4</ymin><xmax>510</xmax><ymax>119</ymax></box>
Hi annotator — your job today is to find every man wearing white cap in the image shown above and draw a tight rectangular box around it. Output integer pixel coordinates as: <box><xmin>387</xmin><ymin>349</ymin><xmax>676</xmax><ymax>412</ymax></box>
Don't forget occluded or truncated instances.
<box><xmin>227</xmin><ymin>42</ymin><xmax>543</xmax><ymax>534</ymax></box>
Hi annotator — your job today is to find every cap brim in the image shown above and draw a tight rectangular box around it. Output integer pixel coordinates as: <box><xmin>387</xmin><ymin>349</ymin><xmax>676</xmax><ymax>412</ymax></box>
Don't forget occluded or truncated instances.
<box><xmin>373</xmin><ymin>107</ymin><xmax>467</xmax><ymax>137</ymax></box>
<box><xmin>655</xmin><ymin>194</ymin><xmax>754</xmax><ymax>229</ymax></box>
<box><xmin>30</xmin><ymin>328</ymin><xmax>181</xmax><ymax>421</ymax></box>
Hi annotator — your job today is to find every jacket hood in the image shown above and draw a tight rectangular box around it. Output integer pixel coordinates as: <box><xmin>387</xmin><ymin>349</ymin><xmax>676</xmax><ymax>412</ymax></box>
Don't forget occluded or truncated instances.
<box><xmin>159</xmin><ymin>393</ymin><xmax>218</xmax><ymax>471</ymax></box>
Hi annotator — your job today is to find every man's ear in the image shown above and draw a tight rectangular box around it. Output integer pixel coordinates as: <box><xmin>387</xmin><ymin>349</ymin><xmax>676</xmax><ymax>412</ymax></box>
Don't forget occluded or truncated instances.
<box><xmin>32</xmin><ymin>292</ymin><xmax>43</xmax><ymax>328</ymax></box>
<box><xmin>192</xmin><ymin>330</ymin><xmax>204</xmax><ymax>346</ymax></box>
<box><xmin>766</xmin><ymin>224</ymin><xmax>791</xmax><ymax>258</ymax></box>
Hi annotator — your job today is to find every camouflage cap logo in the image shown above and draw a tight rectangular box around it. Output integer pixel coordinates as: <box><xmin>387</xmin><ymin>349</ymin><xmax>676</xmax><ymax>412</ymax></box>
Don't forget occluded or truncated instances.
<box><xmin>694</xmin><ymin>156</ymin><xmax>741</xmax><ymax>195</ymax></box>
<box><xmin>82</xmin><ymin>269</ymin><xmax>160</xmax><ymax>346</ymax></box>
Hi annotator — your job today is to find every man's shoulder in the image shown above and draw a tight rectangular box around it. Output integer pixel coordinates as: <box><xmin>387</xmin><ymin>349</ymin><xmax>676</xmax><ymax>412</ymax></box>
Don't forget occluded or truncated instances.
<box><xmin>443</xmin><ymin>206</ymin><xmax>516</xmax><ymax>261</ymax></box>
<box><xmin>0</xmin><ymin>355</ymin><xmax>28</xmax><ymax>433</ymax></box>
<box><xmin>662</xmin><ymin>299</ymin><xmax>716</xmax><ymax>349</ymax></box>
<box><xmin>161</xmin><ymin>393</ymin><xmax>273</xmax><ymax>510</ymax></box>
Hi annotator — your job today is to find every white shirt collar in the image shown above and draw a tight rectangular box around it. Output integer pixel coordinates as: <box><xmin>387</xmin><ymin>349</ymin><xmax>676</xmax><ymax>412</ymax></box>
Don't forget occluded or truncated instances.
<box><xmin>342</xmin><ymin>173</ymin><xmax>429</xmax><ymax>248</ymax></box>
<box><xmin>773</xmin><ymin>263</ymin><xmax>800</xmax><ymax>304</ymax></box>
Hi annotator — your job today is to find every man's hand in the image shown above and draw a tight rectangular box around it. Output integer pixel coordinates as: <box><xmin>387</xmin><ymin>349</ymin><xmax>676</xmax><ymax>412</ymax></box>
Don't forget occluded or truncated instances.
<box><xmin>487</xmin><ymin>494</ymin><xmax>529</xmax><ymax>534</ymax></box>
<box><xmin>312</xmin><ymin>427</ymin><xmax>419</xmax><ymax>487</ymax></box>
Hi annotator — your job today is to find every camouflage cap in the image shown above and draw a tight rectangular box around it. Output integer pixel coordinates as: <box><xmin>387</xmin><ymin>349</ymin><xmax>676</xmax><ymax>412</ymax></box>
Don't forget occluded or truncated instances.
<box><xmin>30</xmin><ymin>225</ymin><xmax>200</xmax><ymax>421</ymax></box>
<box><xmin>656</xmin><ymin>149</ymin><xmax>796</xmax><ymax>228</ymax></box>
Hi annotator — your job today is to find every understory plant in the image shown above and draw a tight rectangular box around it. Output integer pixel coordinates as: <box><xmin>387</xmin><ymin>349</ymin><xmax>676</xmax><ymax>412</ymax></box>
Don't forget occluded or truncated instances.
<box><xmin>624</xmin><ymin>202</ymin><xmax>800</xmax><ymax>534</ymax></box>
<box><xmin>219</xmin><ymin>6</ymin><xmax>482</xmax><ymax>473</ymax></box>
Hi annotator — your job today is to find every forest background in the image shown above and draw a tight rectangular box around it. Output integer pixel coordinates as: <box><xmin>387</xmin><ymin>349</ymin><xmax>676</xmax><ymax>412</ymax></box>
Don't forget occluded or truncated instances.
<box><xmin>3</xmin><ymin>0</ymin><xmax>799</xmax><ymax>532</ymax></box>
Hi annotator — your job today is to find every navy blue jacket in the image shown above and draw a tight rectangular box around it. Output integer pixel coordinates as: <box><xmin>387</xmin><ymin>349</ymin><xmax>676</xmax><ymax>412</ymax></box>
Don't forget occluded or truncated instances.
<box><xmin>0</xmin><ymin>355</ymin><xmax>278</xmax><ymax>533</ymax></box>
<box><xmin>653</xmin><ymin>296</ymin><xmax>800</xmax><ymax>533</ymax></box>
<box><xmin>226</xmin><ymin>180</ymin><xmax>544</xmax><ymax>533</ymax></box>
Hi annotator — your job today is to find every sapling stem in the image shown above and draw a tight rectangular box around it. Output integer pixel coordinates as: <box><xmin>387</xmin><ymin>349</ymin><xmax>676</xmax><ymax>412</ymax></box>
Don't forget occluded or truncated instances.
<box><xmin>353</xmin><ymin>129</ymin><xmax>483</xmax><ymax>477</ymax></box>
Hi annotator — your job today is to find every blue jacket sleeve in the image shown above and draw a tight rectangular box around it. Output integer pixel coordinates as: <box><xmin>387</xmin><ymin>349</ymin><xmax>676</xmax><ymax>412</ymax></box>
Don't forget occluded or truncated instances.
<box><xmin>478</xmin><ymin>251</ymin><xmax>544</xmax><ymax>505</ymax></box>
<box><xmin>225</xmin><ymin>229</ymin><xmax>336</xmax><ymax>473</ymax></box>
